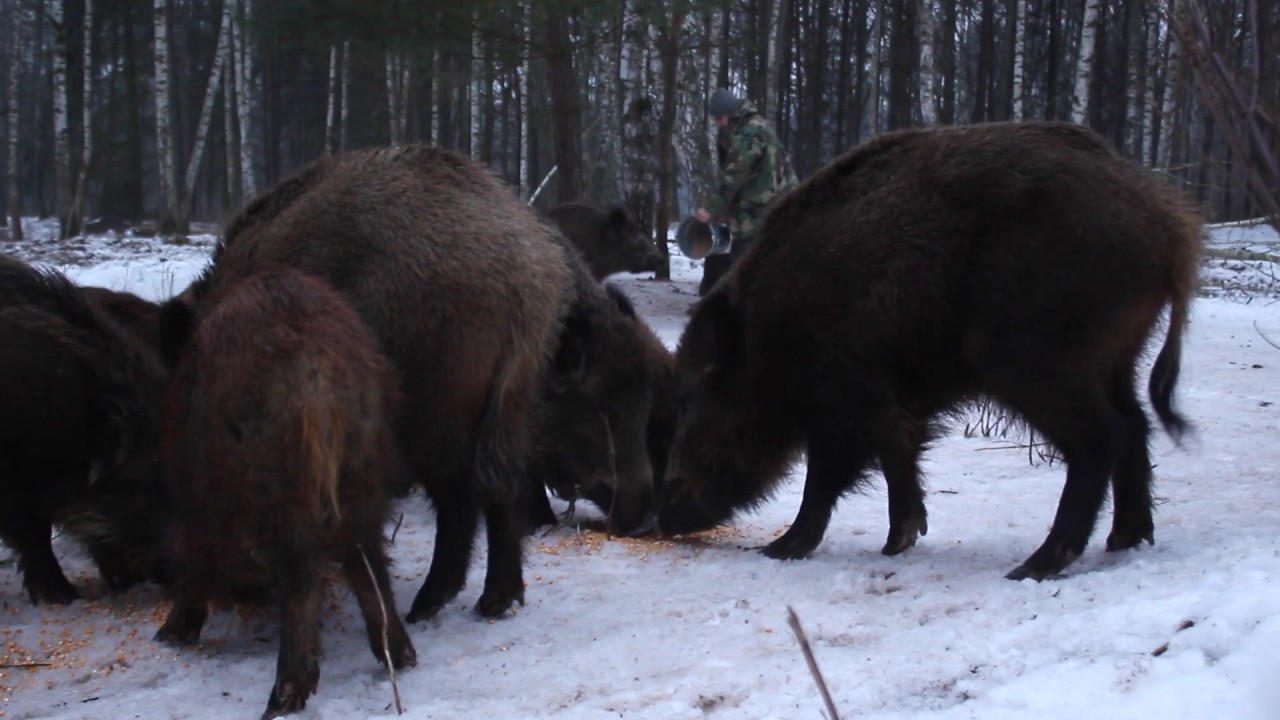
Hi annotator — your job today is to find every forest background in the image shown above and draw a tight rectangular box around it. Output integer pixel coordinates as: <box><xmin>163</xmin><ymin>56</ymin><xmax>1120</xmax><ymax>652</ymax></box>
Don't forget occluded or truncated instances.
<box><xmin>0</xmin><ymin>0</ymin><xmax>1276</xmax><ymax>277</ymax></box>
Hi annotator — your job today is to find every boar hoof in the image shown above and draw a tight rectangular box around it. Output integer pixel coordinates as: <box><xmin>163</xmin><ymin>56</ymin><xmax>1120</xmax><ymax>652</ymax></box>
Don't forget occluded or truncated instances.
<box><xmin>881</xmin><ymin>515</ymin><xmax>929</xmax><ymax>556</ymax></box>
<box><xmin>1006</xmin><ymin>543</ymin><xmax>1080</xmax><ymax>581</ymax></box>
<box><xmin>475</xmin><ymin>587</ymin><xmax>525</xmax><ymax>619</ymax></box>
<box><xmin>1105</xmin><ymin>528</ymin><xmax>1154</xmax><ymax>553</ymax></box>
<box><xmin>262</xmin><ymin>681</ymin><xmax>311</xmax><ymax>720</ymax></box>
<box><xmin>761</xmin><ymin>531</ymin><xmax>820</xmax><ymax>560</ymax></box>
<box><xmin>27</xmin><ymin>576</ymin><xmax>80</xmax><ymax>606</ymax></box>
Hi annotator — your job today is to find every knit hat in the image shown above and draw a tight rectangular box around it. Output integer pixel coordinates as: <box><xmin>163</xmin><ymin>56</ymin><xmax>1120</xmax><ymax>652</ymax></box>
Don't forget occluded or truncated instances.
<box><xmin>707</xmin><ymin>88</ymin><xmax>740</xmax><ymax>118</ymax></box>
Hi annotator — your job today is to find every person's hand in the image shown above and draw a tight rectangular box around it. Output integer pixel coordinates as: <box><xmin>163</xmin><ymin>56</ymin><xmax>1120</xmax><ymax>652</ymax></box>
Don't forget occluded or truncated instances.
<box><xmin>695</xmin><ymin>207</ymin><xmax>712</xmax><ymax>223</ymax></box>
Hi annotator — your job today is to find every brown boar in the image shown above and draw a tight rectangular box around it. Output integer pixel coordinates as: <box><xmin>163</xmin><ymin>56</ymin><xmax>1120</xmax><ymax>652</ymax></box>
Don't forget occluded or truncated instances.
<box><xmin>174</xmin><ymin>145</ymin><xmax>661</xmax><ymax>622</ymax></box>
<box><xmin>0</xmin><ymin>255</ymin><xmax>168</xmax><ymax>603</ymax></box>
<box><xmin>155</xmin><ymin>269</ymin><xmax>415</xmax><ymax>718</ymax></box>
<box><xmin>546</xmin><ymin>203</ymin><xmax>661</xmax><ymax>281</ymax></box>
<box><xmin>659</xmin><ymin>121</ymin><xmax>1203</xmax><ymax>581</ymax></box>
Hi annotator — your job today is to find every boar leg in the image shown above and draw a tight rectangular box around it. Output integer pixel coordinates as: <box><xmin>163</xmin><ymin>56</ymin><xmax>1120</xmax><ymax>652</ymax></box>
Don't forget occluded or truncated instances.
<box><xmin>763</xmin><ymin>422</ymin><xmax>873</xmax><ymax>560</ymax></box>
<box><xmin>1005</xmin><ymin>382</ymin><xmax>1119</xmax><ymax>581</ymax></box>
<box><xmin>154</xmin><ymin>584</ymin><xmax>208</xmax><ymax>646</ymax></box>
<box><xmin>475</xmin><ymin>498</ymin><xmax>526</xmax><ymax>617</ymax></box>
<box><xmin>407</xmin><ymin>476</ymin><xmax>479</xmax><ymax>623</ymax></box>
<box><xmin>264</xmin><ymin>575</ymin><xmax>322</xmax><ymax>720</ymax></box>
<box><xmin>876</xmin><ymin>416</ymin><xmax>930</xmax><ymax>556</ymax></box>
<box><xmin>1103</xmin><ymin>367</ymin><xmax>1156</xmax><ymax>552</ymax></box>
<box><xmin>342</xmin><ymin>543</ymin><xmax>416</xmax><ymax>670</ymax></box>
<box><xmin>1</xmin><ymin>510</ymin><xmax>79</xmax><ymax>605</ymax></box>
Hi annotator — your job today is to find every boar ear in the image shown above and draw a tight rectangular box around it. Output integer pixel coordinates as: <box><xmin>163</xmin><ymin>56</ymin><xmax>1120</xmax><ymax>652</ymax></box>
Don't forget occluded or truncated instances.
<box><xmin>550</xmin><ymin>307</ymin><xmax>592</xmax><ymax>390</ymax></box>
<box><xmin>158</xmin><ymin>299</ymin><xmax>195</xmax><ymax>369</ymax></box>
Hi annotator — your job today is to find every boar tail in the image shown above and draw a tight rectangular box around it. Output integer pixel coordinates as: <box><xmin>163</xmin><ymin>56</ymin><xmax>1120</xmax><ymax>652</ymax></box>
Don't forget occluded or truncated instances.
<box><xmin>1148</xmin><ymin>224</ymin><xmax>1199</xmax><ymax>444</ymax></box>
<box><xmin>300</xmin><ymin>384</ymin><xmax>345</xmax><ymax>524</ymax></box>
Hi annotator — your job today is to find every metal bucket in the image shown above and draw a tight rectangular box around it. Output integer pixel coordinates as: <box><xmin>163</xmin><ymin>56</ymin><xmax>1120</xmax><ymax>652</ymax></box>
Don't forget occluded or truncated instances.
<box><xmin>675</xmin><ymin>216</ymin><xmax>732</xmax><ymax>259</ymax></box>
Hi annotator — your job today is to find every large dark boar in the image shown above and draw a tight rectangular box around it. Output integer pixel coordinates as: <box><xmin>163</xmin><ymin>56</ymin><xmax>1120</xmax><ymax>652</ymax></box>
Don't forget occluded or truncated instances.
<box><xmin>547</xmin><ymin>203</ymin><xmax>662</xmax><ymax>280</ymax></box>
<box><xmin>659</xmin><ymin>121</ymin><xmax>1203</xmax><ymax>581</ymax></box>
<box><xmin>526</xmin><ymin>284</ymin><xmax>676</xmax><ymax>535</ymax></box>
<box><xmin>156</xmin><ymin>269</ymin><xmax>415</xmax><ymax>718</ymax></box>
<box><xmin>0</xmin><ymin>256</ymin><xmax>168</xmax><ymax>604</ymax></box>
<box><xmin>174</xmin><ymin>145</ymin><xmax>660</xmax><ymax>622</ymax></box>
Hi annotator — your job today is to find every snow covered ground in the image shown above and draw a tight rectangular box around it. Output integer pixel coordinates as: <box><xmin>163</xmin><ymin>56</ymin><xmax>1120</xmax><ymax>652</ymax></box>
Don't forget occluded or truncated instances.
<box><xmin>1</xmin><ymin>220</ymin><xmax>1278</xmax><ymax>720</ymax></box>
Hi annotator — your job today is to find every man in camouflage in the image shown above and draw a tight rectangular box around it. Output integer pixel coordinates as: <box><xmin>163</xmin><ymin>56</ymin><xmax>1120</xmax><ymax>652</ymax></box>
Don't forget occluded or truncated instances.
<box><xmin>695</xmin><ymin>88</ymin><xmax>798</xmax><ymax>295</ymax></box>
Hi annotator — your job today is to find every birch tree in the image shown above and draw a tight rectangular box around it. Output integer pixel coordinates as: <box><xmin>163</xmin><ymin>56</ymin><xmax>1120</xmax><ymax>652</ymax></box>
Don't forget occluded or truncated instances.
<box><xmin>340</xmin><ymin>41</ymin><xmax>350</xmax><ymax>151</ymax></box>
<box><xmin>179</xmin><ymin>0</ymin><xmax>232</xmax><ymax>229</ymax></box>
<box><xmin>325</xmin><ymin>44</ymin><xmax>338</xmax><ymax>154</ymax></box>
<box><xmin>919</xmin><ymin>0</ymin><xmax>939</xmax><ymax>125</ymax></box>
<box><xmin>1011</xmin><ymin>0</ymin><xmax>1026</xmax><ymax>119</ymax></box>
<box><xmin>233</xmin><ymin>0</ymin><xmax>255</xmax><ymax>199</ymax></box>
<box><xmin>51</xmin><ymin>0</ymin><xmax>72</xmax><ymax>239</ymax></box>
<box><xmin>153</xmin><ymin>0</ymin><xmax>178</xmax><ymax>233</ymax></box>
<box><xmin>385</xmin><ymin>52</ymin><xmax>409</xmax><ymax>145</ymax></box>
<box><xmin>66</xmin><ymin>0</ymin><xmax>92</xmax><ymax>238</ymax></box>
<box><xmin>7</xmin><ymin>3</ymin><xmax>23</xmax><ymax>240</ymax></box>
<box><xmin>621</xmin><ymin>0</ymin><xmax>655</xmax><ymax>236</ymax></box>
<box><xmin>1158</xmin><ymin>0</ymin><xmax>1183</xmax><ymax>169</ymax></box>
<box><xmin>1071</xmin><ymin>0</ymin><xmax>1102</xmax><ymax>124</ymax></box>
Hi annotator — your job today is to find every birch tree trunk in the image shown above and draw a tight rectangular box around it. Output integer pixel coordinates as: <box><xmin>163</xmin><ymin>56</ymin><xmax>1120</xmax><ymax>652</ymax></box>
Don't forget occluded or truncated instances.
<box><xmin>1141</xmin><ymin>6</ymin><xmax>1160</xmax><ymax>162</ymax></box>
<box><xmin>64</xmin><ymin>0</ymin><xmax>93</xmax><ymax>238</ymax></box>
<box><xmin>179</xmin><ymin>0</ymin><xmax>231</xmax><ymax>229</ymax></box>
<box><xmin>765</xmin><ymin>0</ymin><xmax>788</xmax><ymax>118</ymax></box>
<box><xmin>7</xmin><ymin>5</ymin><xmax>23</xmax><ymax>240</ymax></box>
<box><xmin>621</xmin><ymin>0</ymin><xmax>654</xmax><ymax>236</ymax></box>
<box><xmin>471</xmin><ymin>17</ymin><xmax>483</xmax><ymax>160</ymax></box>
<box><xmin>919</xmin><ymin>0</ymin><xmax>939</xmax><ymax>125</ymax></box>
<box><xmin>869</xmin><ymin>0</ymin><xmax>884</xmax><ymax>134</ymax></box>
<box><xmin>325</xmin><ymin>45</ymin><xmax>337</xmax><ymax>154</ymax></box>
<box><xmin>224</xmin><ymin>51</ymin><xmax>237</xmax><ymax>208</ymax></box>
<box><xmin>234</xmin><ymin>0</ymin><xmax>255</xmax><ymax>199</ymax></box>
<box><xmin>386</xmin><ymin>52</ymin><xmax>400</xmax><ymax>145</ymax></box>
<box><xmin>340</xmin><ymin>41</ymin><xmax>350</xmax><ymax>151</ymax></box>
<box><xmin>1011</xmin><ymin>0</ymin><xmax>1026</xmax><ymax>119</ymax></box>
<box><xmin>52</xmin><ymin>0</ymin><xmax>73</xmax><ymax>239</ymax></box>
<box><xmin>153</xmin><ymin>0</ymin><xmax>179</xmax><ymax>233</ymax></box>
<box><xmin>1158</xmin><ymin>0</ymin><xmax>1183</xmax><ymax>169</ymax></box>
<box><xmin>1071</xmin><ymin>0</ymin><xmax>1102</xmax><ymax>125</ymax></box>
<box><xmin>519</xmin><ymin>8</ymin><xmax>531</xmax><ymax>197</ymax></box>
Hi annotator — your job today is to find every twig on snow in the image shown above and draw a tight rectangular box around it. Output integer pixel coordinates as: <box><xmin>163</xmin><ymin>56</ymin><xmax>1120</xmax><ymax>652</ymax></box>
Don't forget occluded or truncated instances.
<box><xmin>786</xmin><ymin>606</ymin><xmax>842</xmax><ymax>720</ymax></box>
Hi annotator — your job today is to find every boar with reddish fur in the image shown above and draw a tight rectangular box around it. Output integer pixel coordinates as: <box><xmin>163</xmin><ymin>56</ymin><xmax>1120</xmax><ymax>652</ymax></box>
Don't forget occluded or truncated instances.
<box><xmin>659</xmin><ymin>121</ymin><xmax>1203</xmax><ymax>581</ymax></box>
<box><xmin>156</xmin><ymin>269</ymin><xmax>415</xmax><ymax>719</ymax></box>
<box><xmin>176</xmin><ymin>145</ymin><xmax>661</xmax><ymax>622</ymax></box>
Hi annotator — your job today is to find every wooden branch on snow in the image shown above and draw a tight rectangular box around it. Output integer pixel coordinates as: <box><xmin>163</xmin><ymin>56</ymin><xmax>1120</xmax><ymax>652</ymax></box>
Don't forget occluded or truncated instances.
<box><xmin>786</xmin><ymin>606</ymin><xmax>842</xmax><ymax>720</ymax></box>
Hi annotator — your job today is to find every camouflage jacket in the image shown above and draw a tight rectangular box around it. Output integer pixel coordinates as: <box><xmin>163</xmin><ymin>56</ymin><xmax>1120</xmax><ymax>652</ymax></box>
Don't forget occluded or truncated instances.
<box><xmin>706</xmin><ymin>99</ymin><xmax>799</xmax><ymax>240</ymax></box>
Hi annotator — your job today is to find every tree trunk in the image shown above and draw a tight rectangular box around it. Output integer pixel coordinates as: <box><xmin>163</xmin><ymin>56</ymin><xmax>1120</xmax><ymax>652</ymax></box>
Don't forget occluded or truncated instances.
<box><xmin>653</xmin><ymin>7</ymin><xmax>685</xmax><ymax>281</ymax></box>
<box><xmin>939</xmin><ymin>0</ymin><xmax>956</xmax><ymax>124</ymax></box>
<box><xmin>869</xmin><ymin>0</ymin><xmax>883</xmax><ymax>133</ymax></box>
<box><xmin>340</xmin><ymin>40</ymin><xmax>350</xmax><ymax>151</ymax></box>
<box><xmin>325</xmin><ymin>44</ymin><xmax>337</xmax><ymax>154</ymax></box>
<box><xmin>178</xmin><ymin>0</ymin><xmax>231</xmax><ymax>230</ymax></box>
<box><xmin>766</xmin><ymin>0</ymin><xmax>789</xmax><ymax>118</ymax></box>
<box><xmin>887</xmin><ymin>0</ymin><xmax>916</xmax><ymax>130</ymax></box>
<box><xmin>546</xmin><ymin>5</ymin><xmax>583</xmax><ymax>204</ymax></box>
<box><xmin>7</xmin><ymin>4</ymin><xmax>23</xmax><ymax>240</ymax></box>
<box><xmin>1011</xmin><ymin>0</ymin><xmax>1026</xmax><ymax>119</ymax></box>
<box><xmin>234</xmin><ymin>0</ymin><xmax>255</xmax><ymax>199</ymax></box>
<box><xmin>1072</xmin><ymin>0</ymin><xmax>1102</xmax><ymax>125</ymax></box>
<box><xmin>153</xmin><ymin>0</ymin><xmax>179</xmax><ymax>234</ymax></box>
<box><xmin>52</xmin><ymin>0</ymin><xmax>74</xmax><ymax>238</ymax></box>
<box><xmin>919</xmin><ymin>0</ymin><xmax>939</xmax><ymax>125</ymax></box>
<box><xmin>1157</xmin><ymin>1</ymin><xmax>1182</xmax><ymax>169</ymax></box>
<box><xmin>621</xmin><ymin>0</ymin><xmax>653</xmax><ymax>235</ymax></box>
